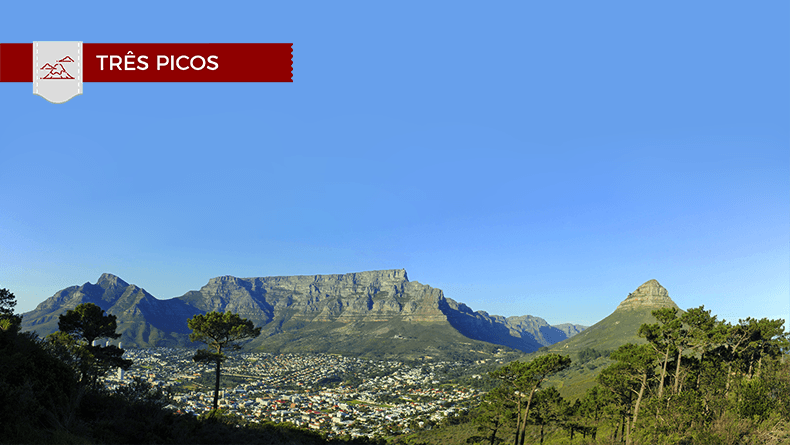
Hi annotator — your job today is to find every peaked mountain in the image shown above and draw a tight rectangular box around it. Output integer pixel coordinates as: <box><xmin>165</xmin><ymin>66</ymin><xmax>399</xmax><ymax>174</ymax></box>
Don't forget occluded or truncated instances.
<box><xmin>20</xmin><ymin>270</ymin><xmax>586</xmax><ymax>360</ymax></box>
<box><xmin>20</xmin><ymin>273</ymin><xmax>197</xmax><ymax>347</ymax></box>
<box><xmin>538</xmin><ymin>279</ymin><xmax>680</xmax><ymax>399</ymax></box>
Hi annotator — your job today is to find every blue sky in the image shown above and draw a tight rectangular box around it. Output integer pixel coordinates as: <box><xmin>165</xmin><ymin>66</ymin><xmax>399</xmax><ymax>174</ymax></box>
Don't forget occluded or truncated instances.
<box><xmin>1</xmin><ymin>2</ymin><xmax>787</xmax><ymax>327</ymax></box>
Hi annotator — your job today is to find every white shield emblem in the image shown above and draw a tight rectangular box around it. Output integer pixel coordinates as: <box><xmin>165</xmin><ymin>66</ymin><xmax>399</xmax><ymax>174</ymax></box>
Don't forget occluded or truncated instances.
<box><xmin>33</xmin><ymin>41</ymin><xmax>83</xmax><ymax>104</ymax></box>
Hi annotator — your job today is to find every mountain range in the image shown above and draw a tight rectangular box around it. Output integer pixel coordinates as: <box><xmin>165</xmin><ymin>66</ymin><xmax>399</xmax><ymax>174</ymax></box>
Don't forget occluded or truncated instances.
<box><xmin>20</xmin><ymin>269</ymin><xmax>587</xmax><ymax>360</ymax></box>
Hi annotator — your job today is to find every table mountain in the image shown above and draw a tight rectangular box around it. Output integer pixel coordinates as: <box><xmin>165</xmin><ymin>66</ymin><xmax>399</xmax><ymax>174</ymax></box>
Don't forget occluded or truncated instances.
<box><xmin>20</xmin><ymin>269</ymin><xmax>585</xmax><ymax>359</ymax></box>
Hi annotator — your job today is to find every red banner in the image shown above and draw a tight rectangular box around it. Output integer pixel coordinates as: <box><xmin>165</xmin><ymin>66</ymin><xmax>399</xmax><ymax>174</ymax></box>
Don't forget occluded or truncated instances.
<box><xmin>0</xmin><ymin>43</ymin><xmax>31</xmax><ymax>82</ymax></box>
<box><xmin>0</xmin><ymin>43</ymin><xmax>292</xmax><ymax>82</ymax></box>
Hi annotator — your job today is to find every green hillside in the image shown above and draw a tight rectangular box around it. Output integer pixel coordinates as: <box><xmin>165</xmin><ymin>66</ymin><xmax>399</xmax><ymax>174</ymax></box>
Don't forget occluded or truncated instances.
<box><xmin>249</xmin><ymin>317</ymin><xmax>519</xmax><ymax>361</ymax></box>
<box><xmin>533</xmin><ymin>309</ymin><xmax>660</xmax><ymax>399</ymax></box>
<box><xmin>548</xmin><ymin>307</ymin><xmax>657</xmax><ymax>355</ymax></box>
<box><xmin>522</xmin><ymin>279</ymin><xmax>681</xmax><ymax>401</ymax></box>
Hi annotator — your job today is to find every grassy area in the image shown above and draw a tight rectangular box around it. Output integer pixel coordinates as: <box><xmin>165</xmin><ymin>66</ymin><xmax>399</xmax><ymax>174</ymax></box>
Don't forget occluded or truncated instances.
<box><xmin>390</xmin><ymin>421</ymin><xmax>479</xmax><ymax>445</ymax></box>
<box><xmin>524</xmin><ymin>306</ymin><xmax>663</xmax><ymax>401</ymax></box>
<box><xmin>250</xmin><ymin>316</ymin><xmax>524</xmax><ymax>362</ymax></box>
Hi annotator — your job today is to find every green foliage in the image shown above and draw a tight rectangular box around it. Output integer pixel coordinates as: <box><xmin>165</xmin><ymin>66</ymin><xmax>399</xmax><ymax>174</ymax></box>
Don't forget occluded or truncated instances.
<box><xmin>0</xmin><ymin>287</ymin><xmax>18</xmax><ymax>316</ymax></box>
<box><xmin>0</xmin><ymin>287</ymin><xmax>22</xmax><ymax>333</ymax></box>
<box><xmin>528</xmin><ymin>386</ymin><xmax>567</xmax><ymax>441</ymax></box>
<box><xmin>469</xmin><ymin>386</ymin><xmax>515</xmax><ymax>445</ymax></box>
<box><xmin>458</xmin><ymin>306</ymin><xmax>790</xmax><ymax>445</ymax></box>
<box><xmin>188</xmin><ymin>311</ymin><xmax>262</xmax><ymax>411</ymax></box>
<box><xmin>114</xmin><ymin>376</ymin><xmax>173</xmax><ymax>408</ymax></box>
<box><xmin>48</xmin><ymin>303</ymin><xmax>132</xmax><ymax>386</ymax></box>
<box><xmin>576</xmin><ymin>347</ymin><xmax>606</xmax><ymax>364</ymax></box>
<box><xmin>188</xmin><ymin>311</ymin><xmax>262</xmax><ymax>354</ymax></box>
<box><xmin>0</xmin><ymin>329</ymin><xmax>80</xmax><ymax>443</ymax></box>
<box><xmin>0</xmin><ymin>290</ymin><xmax>382</xmax><ymax>444</ymax></box>
<box><xmin>486</xmin><ymin>354</ymin><xmax>571</xmax><ymax>445</ymax></box>
<box><xmin>58</xmin><ymin>302</ymin><xmax>121</xmax><ymax>345</ymax></box>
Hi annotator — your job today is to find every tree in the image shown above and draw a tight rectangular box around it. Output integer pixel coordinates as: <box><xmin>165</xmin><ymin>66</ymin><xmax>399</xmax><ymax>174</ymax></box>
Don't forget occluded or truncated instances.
<box><xmin>528</xmin><ymin>386</ymin><xmax>567</xmax><ymax>445</ymax></box>
<box><xmin>187</xmin><ymin>311</ymin><xmax>261</xmax><ymax>410</ymax></box>
<box><xmin>0</xmin><ymin>288</ymin><xmax>22</xmax><ymax>332</ymax></box>
<box><xmin>577</xmin><ymin>385</ymin><xmax>615</xmax><ymax>441</ymax></box>
<box><xmin>59</xmin><ymin>302</ymin><xmax>121</xmax><ymax>346</ymax></box>
<box><xmin>607</xmin><ymin>343</ymin><xmax>655</xmax><ymax>445</ymax></box>
<box><xmin>54</xmin><ymin>303</ymin><xmax>130</xmax><ymax>385</ymax></box>
<box><xmin>490</xmin><ymin>354</ymin><xmax>571</xmax><ymax>445</ymax></box>
<box><xmin>639</xmin><ymin>307</ymin><xmax>679</xmax><ymax>400</ymax></box>
<box><xmin>737</xmin><ymin>317</ymin><xmax>788</xmax><ymax>379</ymax></box>
<box><xmin>472</xmin><ymin>385</ymin><xmax>515</xmax><ymax>445</ymax></box>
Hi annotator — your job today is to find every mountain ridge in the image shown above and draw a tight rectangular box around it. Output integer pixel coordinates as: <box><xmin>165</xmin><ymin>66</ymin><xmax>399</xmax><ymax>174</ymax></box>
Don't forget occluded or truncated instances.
<box><xmin>20</xmin><ymin>270</ymin><xmax>586</xmax><ymax>359</ymax></box>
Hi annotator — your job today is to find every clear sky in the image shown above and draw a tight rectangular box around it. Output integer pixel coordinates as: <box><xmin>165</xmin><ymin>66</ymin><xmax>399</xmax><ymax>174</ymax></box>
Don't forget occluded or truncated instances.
<box><xmin>1</xmin><ymin>2</ymin><xmax>787</xmax><ymax>327</ymax></box>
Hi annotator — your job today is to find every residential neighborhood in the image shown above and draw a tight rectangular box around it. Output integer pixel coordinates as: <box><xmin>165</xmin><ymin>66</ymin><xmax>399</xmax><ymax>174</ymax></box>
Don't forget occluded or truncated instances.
<box><xmin>104</xmin><ymin>348</ymin><xmax>489</xmax><ymax>438</ymax></box>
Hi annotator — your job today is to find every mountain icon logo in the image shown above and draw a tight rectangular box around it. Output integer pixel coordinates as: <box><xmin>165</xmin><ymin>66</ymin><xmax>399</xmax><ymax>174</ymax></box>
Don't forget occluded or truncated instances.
<box><xmin>33</xmin><ymin>41</ymin><xmax>83</xmax><ymax>103</ymax></box>
<box><xmin>39</xmin><ymin>55</ymin><xmax>75</xmax><ymax>80</ymax></box>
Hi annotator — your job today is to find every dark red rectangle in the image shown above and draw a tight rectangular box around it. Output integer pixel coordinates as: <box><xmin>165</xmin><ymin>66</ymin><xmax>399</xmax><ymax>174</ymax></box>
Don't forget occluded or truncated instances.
<box><xmin>84</xmin><ymin>43</ymin><xmax>292</xmax><ymax>82</ymax></box>
<box><xmin>0</xmin><ymin>43</ymin><xmax>32</xmax><ymax>82</ymax></box>
<box><xmin>1</xmin><ymin>43</ymin><xmax>292</xmax><ymax>82</ymax></box>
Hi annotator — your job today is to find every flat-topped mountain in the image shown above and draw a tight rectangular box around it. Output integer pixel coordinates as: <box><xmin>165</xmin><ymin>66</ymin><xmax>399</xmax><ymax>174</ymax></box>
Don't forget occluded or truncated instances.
<box><xmin>20</xmin><ymin>270</ymin><xmax>586</xmax><ymax>359</ymax></box>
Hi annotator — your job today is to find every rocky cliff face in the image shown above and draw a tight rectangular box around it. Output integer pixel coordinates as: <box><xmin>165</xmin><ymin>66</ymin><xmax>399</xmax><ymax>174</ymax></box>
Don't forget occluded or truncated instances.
<box><xmin>178</xmin><ymin>269</ymin><xmax>446</xmax><ymax>325</ymax></box>
<box><xmin>616</xmin><ymin>279</ymin><xmax>679</xmax><ymax>311</ymax></box>
<box><xmin>21</xmin><ymin>270</ymin><xmax>586</xmax><ymax>357</ymax></box>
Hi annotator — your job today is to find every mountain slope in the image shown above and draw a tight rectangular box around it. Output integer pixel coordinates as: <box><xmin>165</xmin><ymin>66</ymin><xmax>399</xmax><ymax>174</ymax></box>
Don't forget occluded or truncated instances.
<box><xmin>533</xmin><ymin>279</ymin><xmax>680</xmax><ymax>400</ymax></box>
<box><xmin>21</xmin><ymin>273</ymin><xmax>197</xmax><ymax>347</ymax></box>
<box><xmin>20</xmin><ymin>270</ymin><xmax>586</xmax><ymax>359</ymax></box>
<box><xmin>441</xmin><ymin>299</ymin><xmax>587</xmax><ymax>352</ymax></box>
<box><xmin>171</xmin><ymin>270</ymin><xmax>585</xmax><ymax>358</ymax></box>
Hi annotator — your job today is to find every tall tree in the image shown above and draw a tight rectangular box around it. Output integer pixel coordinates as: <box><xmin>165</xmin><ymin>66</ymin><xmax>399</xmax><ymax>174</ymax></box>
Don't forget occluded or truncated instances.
<box><xmin>528</xmin><ymin>386</ymin><xmax>567</xmax><ymax>445</ymax></box>
<box><xmin>58</xmin><ymin>302</ymin><xmax>121</xmax><ymax>346</ymax></box>
<box><xmin>472</xmin><ymin>386</ymin><xmax>514</xmax><ymax>445</ymax></box>
<box><xmin>577</xmin><ymin>385</ymin><xmax>615</xmax><ymax>441</ymax></box>
<box><xmin>490</xmin><ymin>360</ymin><xmax>530</xmax><ymax>443</ymax></box>
<box><xmin>738</xmin><ymin>317</ymin><xmax>788</xmax><ymax>378</ymax></box>
<box><xmin>719</xmin><ymin>320</ymin><xmax>753</xmax><ymax>396</ymax></box>
<box><xmin>598</xmin><ymin>363</ymin><xmax>633</xmax><ymax>444</ymax></box>
<box><xmin>489</xmin><ymin>354</ymin><xmax>571</xmax><ymax>445</ymax></box>
<box><xmin>518</xmin><ymin>354</ymin><xmax>571</xmax><ymax>445</ymax></box>
<box><xmin>54</xmin><ymin>302</ymin><xmax>131</xmax><ymax>385</ymax></box>
<box><xmin>0</xmin><ymin>288</ymin><xmax>22</xmax><ymax>332</ymax></box>
<box><xmin>639</xmin><ymin>307</ymin><xmax>678</xmax><ymax>400</ymax></box>
<box><xmin>607</xmin><ymin>343</ymin><xmax>655</xmax><ymax>445</ymax></box>
<box><xmin>187</xmin><ymin>311</ymin><xmax>261</xmax><ymax>410</ymax></box>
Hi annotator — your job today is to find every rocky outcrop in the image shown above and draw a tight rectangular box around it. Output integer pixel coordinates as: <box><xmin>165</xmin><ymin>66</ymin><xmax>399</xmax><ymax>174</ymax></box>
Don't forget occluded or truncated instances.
<box><xmin>616</xmin><ymin>279</ymin><xmax>679</xmax><ymax>311</ymax></box>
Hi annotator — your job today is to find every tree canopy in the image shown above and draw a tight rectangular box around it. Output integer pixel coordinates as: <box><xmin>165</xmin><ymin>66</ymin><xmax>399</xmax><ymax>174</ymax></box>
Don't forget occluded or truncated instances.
<box><xmin>188</xmin><ymin>311</ymin><xmax>261</xmax><ymax>411</ymax></box>
<box><xmin>0</xmin><ymin>288</ymin><xmax>22</xmax><ymax>332</ymax></box>
<box><xmin>58</xmin><ymin>302</ymin><xmax>121</xmax><ymax>346</ymax></box>
<box><xmin>473</xmin><ymin>305</ymin><xmax>789</xmax><ymax>445</ymax></box>
<box><xmin>488</xmin><ymin>353</ymin><xmax>572</xmax><ymax>445</ymax></box>
<box><xmin>51</xmin><ymin>302</ymin><xmax>130</xmax><ymax>386</ymax></box>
